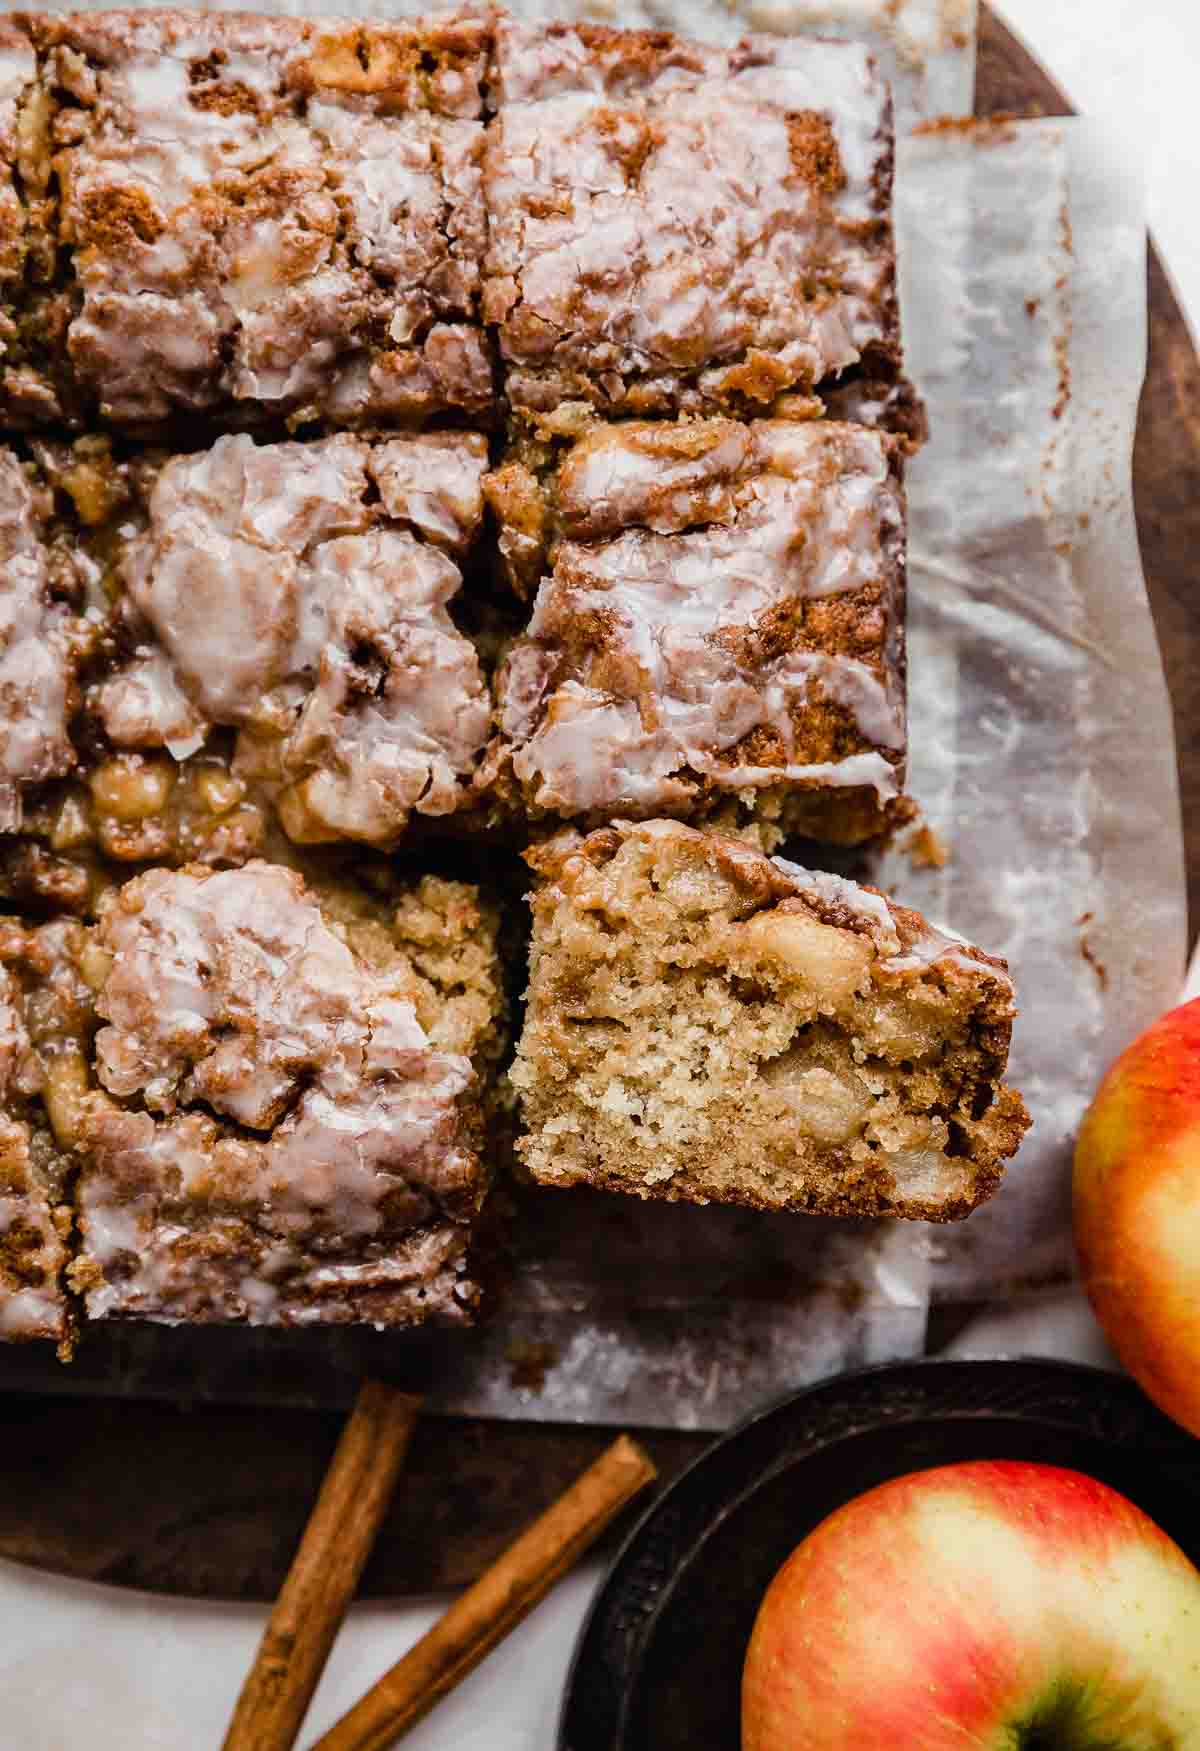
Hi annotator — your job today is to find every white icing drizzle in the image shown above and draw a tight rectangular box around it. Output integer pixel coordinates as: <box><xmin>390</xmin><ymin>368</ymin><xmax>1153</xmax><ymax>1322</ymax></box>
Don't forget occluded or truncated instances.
<box><xmin>371</xmin><ymin>432</ymin><xmax>489</xmax><ymax>555</ymax></box>
<box><xmin>885</xmin><ymin>915</ymin><xmax>1012</xmax><ymax>987</ymax></box>
<box><xmin>0</xmin><ymin>451</ymin><xmax>80</xmax><ymax>828</ymax></box>
<box><xmin>49</xmin><ymin>12</ymin><xmax>488</xmax><ymax>425</ymax></box>
<box><xmin>0</xmin><ymin>1277</ymin><xmax>60</xmax><ymax>1339</ymax></box>
<box><xmin>0</xmin><ymin>35</ymin><xmax>35</xmax><ymax>114</ymax></box>
<box><xmin>79</xmin><ymin>862</ymin><xmax>481</xmax><ymax>1324</ymax></box>
<box><xmin>771</xmin><ymin>854</ymin><xmax>902</xmax><ymax>950</ymax></box>
<box><xmin>100</xmin><ymin>433</ymin><xmax>490</xmax><ymax>846</ymax></box>
<box><xmin>486</xmin><ymin>18</ymin><xmax>892</xmax><ymax>408</ymax></box>
<box><xmin>93</xmin><ymin>644</ymin><xmax>207</xmax><ymax>756</ymax></box>
<box><xmin>499</xmin><ymin>420</ymin><xmax>904</xmax><ymax>812</ymax></box>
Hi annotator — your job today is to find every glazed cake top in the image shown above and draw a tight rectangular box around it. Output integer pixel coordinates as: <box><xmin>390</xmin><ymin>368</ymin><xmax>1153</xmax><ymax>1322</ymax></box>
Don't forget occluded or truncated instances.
<box><xmin>498</xmin><ymin>419</ymin><xmax>905</xmax><ymax>815</ymax></box>
<box><xmin>484</xmin><ymin>16</ymin><xmax>896</xmax><ymax>414</ymax></box>
<box><xmin>95</xmin><ymin>430</ymin><xmax>491</xmax><ymax>847</ymax></box>
<box><xmin>80</xmin><ymin>860</ymin><xmax>484</xmax><ymax>1317</ymax></box>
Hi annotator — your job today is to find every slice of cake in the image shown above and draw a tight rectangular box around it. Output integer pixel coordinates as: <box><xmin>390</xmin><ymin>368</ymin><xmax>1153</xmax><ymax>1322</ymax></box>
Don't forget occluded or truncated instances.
<box><xmin>0</xmin><ymin>429</ymin><xmax>493</xmax><ymax>895</ymax></box>
<box><xmin>490</xmin><ymin>417</ymin><xmax>907</xmax><ymax>846</ymax></box>
<box><xmin>0</xmin><ymin>915</ymin><xmax>99</xmax><ymax>1350</ymax></box>
<box><xmin>4</xmin><ymin>7</ymin><xmax>493</xmax><ymax>432</ymax></box>
<box><xmin>101</xmin><ymin>428</ymin><xmax>493</xmax><ymax>849</ymax></box>
<box><xmin>70</xmin><ymin>859</ymin><xmax>504</xmax><ymax>1327</ymax></box>
<box><xmin>512</xmin><ymin>820</ymin><xmax>1029</xmax><ymax>1219</ymax></box>
<box><xmin>484</xmin><ymin>16</ymin><xmax>908</xmax><ymax>424</ymax></box>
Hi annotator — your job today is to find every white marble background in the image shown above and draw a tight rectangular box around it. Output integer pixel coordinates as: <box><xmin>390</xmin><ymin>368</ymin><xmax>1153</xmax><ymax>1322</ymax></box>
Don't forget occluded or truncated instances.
<box><xmin>3</xmin><ymin>5</ymin><xmax>1199</xmax><ymax>1746</ymax></box>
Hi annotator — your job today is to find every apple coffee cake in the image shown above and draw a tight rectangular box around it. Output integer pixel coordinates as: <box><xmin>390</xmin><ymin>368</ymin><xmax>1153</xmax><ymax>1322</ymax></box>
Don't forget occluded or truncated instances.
<box><xmin>1</xmin><ymin>7</ymin><xmax>493</xmax><ymax>433</ymax></box>
<box><xmin>484</xmin><ymin>16</ymin><xmax>905</xmax><ymax>424</ymax></box>
<box><xmin>0</xmin><ymin>8</ymin><xmax>1026</xmax><ymax>1355</ymax></box>
<box><xmin>512</xmin><ymin>821</ymin><xmax>1030</xmax><ymax>1219</ymax></box>
<box><xmin>67</xmin><ymin>858</ymin><xmax>504</xmax><ymax>1327</ymax></box>
<box><xmin>489</xmin><ymin>417</ymin><xmax>907</xmax><ymax>846</ymax></box>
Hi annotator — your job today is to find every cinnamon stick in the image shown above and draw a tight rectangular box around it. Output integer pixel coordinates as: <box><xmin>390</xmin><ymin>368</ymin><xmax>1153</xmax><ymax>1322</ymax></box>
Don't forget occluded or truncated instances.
<box><xmin>309</xmin><ymin>1433</ymin><xmax>657</xmax><ymax>1751</ymax></box>
<box><xmin>222</xmin><ymin>1380</ymin><xmax>422</xmax><ymax>1751</ymax></box>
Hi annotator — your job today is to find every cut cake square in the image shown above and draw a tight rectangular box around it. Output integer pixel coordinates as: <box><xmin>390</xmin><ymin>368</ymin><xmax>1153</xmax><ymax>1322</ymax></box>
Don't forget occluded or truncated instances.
<box><xmin>490</xmin><ymin>416</ymin><xmax>907</xmax><ymax>846</ymax></box>
<box><xmin>484</xmin><ymin>16</ymin><xmax>907</xmax><ymax>424</ymax></box>
<box><xmin>71</xmin><ymin>859</ymin><xmax>504</xmax><ymax>1327</ymax></box>
<box><xmin>0</xmin><ymin>428</ymin><xmax>493</xmax><ymax>900</ymax></box>
<box><xmin>512</xmin><ymin>820</ymin><xmax>1030</xmax><ymax>1219</ymax></box>
<box><xmin>2</xmin><ymin>8</ymin><xmax>493</xmax><ymax>432</ymax></box>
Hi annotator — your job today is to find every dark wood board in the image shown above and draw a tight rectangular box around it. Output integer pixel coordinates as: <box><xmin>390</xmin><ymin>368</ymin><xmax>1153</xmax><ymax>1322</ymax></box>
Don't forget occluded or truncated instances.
<box><xmin>0</xmin><ymin>6</ymin><xmax>1195</xmax><ymax>1603</ymax></box>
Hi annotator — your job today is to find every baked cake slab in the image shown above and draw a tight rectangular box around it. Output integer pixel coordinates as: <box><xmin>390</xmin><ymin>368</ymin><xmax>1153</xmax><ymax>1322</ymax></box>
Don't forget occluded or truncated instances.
<box><xmin>484</xmin><ymin>16</ymin><xmax>904</xmax><ymax>422</ymax></box>
<box><xmin>0</xmin><ymin>429</ymin><xmax>492</xmax><ymax>894</ymax></box>
<box><xmin>70</xmin><ymin>860</ymin><xmax>504</xmax><ymax>1327</ymax></box>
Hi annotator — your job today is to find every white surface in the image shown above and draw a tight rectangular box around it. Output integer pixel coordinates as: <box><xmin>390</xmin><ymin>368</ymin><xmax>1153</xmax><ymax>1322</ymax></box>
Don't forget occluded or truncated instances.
<box><xmin>0</xmin><ymin>1562</ymin><xmax>600</xmax><ymax>1749</ymax></box>
<box><xmin>3</xmin><ymin>7</ymin><xmax>1198</xmax><ymax>1748</ymax></box>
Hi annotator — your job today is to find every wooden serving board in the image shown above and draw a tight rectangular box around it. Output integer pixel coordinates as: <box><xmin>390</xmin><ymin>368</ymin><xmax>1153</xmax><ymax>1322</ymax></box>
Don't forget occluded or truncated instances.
<box><xmin>1</xmin><ymin>7</ymin><xmax>1196</xmax><ymax>1603</ymax></box>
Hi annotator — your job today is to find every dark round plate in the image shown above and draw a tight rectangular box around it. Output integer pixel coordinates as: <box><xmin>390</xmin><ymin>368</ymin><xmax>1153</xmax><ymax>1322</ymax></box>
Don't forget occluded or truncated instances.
<box><xmin>558</xmin><ymin>1359</ymin><xmax>1200</xmax><ymax>1751</ymax></box>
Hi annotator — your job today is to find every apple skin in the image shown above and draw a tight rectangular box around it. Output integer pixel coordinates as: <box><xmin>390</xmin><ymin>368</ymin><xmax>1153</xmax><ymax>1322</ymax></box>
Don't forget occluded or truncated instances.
<box><xmin>742</xmin><ymin>1460</ymin><xmax>1200</xmax><ymax>1751</ymax></box>
<box><xmin>1074</xmin><ymin>997</ymin><xmax>1200</xmax><ymax>1438</ymax></box>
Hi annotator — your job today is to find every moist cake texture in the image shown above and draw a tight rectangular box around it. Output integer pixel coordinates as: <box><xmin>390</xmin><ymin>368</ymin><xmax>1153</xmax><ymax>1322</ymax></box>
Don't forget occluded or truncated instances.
<box><xmin>491</xmin><ymin>417</ymin><xmax>907</xmax><ymax>845</ymax></box>
<box><xmin>70</xmin><ymin>859</ymin><xmax>503</xmax><ymax>1327</ymax></box>
<box><xmin>484</xmin><ymin>16</ymin><xmax>903</xmax><ymax>420</ymax></box>
<box><xmin>0</xmin><ymin>915</ymin><xmax>98</xmax><ymax>1348</ymax></box>
<box><xmin>512</xmin><ymin>820</ymin><xmax>1029</xmax><ymax>1218</ymax></box>
<box><xmin>3</xmin><ymin>7</ymin><xmax>493</xmax><ymax>432</ymax></box>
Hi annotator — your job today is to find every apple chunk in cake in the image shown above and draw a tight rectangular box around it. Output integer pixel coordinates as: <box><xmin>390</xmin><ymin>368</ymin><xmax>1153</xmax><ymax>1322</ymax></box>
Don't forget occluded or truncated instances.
<box><xmin>512</xmin><ymin>820</ymin><xmax>1029</xmax><ymax>1219</ymax></box>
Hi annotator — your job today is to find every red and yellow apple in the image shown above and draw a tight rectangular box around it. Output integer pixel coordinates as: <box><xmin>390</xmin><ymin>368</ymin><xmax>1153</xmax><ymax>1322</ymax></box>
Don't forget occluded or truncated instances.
<box><xmin>742</xmin><ymin>1460</ymin><xmax>1200</xmax><ymax>1751</ymax></box>
<box><xmin>1074</xmin><ymin>996</ymin><xmax>1200</xmax><ymax>1437</ymax></box>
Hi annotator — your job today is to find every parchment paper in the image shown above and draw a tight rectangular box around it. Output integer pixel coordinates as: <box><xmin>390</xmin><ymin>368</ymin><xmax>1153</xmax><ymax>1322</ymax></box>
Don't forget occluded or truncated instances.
<box><xmin>0</xmin><ymin>4</ymin><xmax>1185</xmax><ymax>1428</ymax></box>
<box><xmin>876</xmin><ymin>117</ymin><xmax>1186</xmax><ymax>1306</ymax></box>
